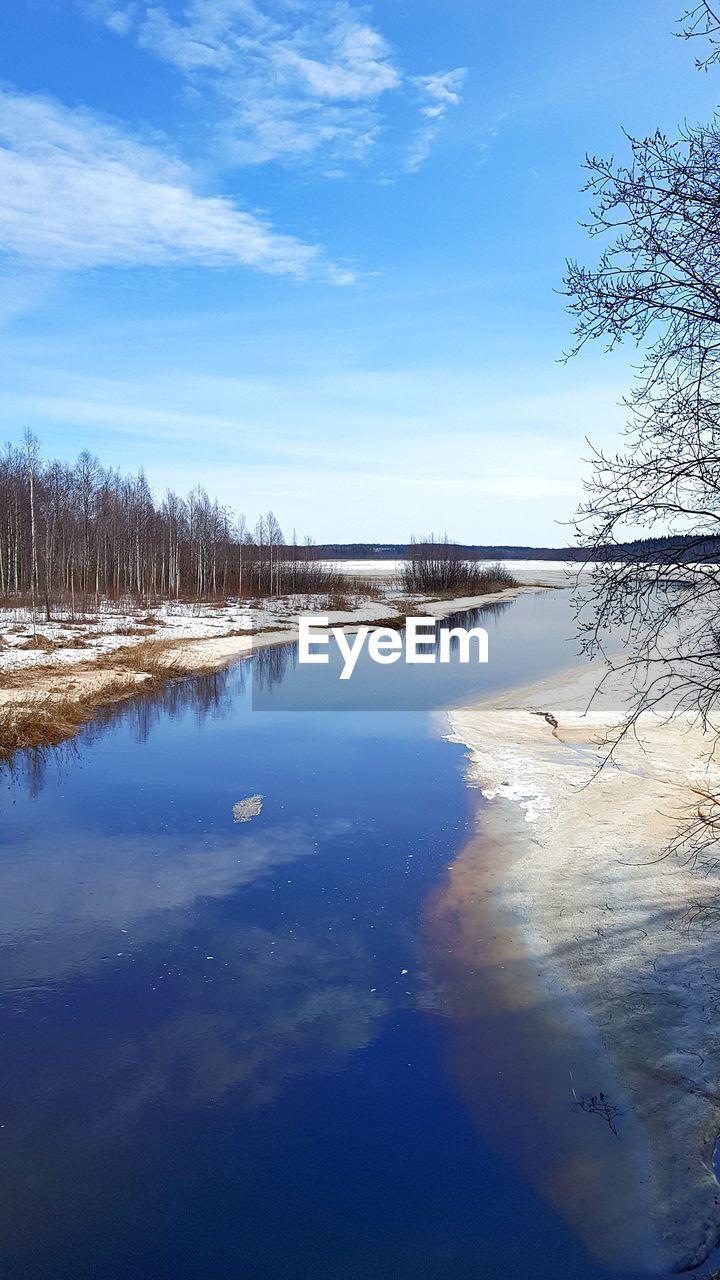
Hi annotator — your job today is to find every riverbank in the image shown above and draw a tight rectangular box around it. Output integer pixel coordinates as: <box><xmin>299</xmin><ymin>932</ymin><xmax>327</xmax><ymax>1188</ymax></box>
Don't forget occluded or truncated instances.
<box><xmin>0</xmin><ymin>583</ymin><xmax>545</xmax><ymax>758</ymax></box>
<box><xmin>443</xmin><ymin>657</ymin><xmax>720</xmax><ymax>1274</ymax></box>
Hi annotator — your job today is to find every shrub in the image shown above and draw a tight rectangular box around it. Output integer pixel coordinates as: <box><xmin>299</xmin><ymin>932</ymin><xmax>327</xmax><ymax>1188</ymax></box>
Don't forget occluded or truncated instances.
<box><xmin>400</xmin><ymin>536</ymin><xmax>517</xmax><ymax>596</ymax></box>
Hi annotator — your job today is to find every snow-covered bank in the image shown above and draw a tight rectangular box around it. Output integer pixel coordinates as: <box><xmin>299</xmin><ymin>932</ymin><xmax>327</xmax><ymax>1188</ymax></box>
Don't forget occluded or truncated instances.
<box><xmin>0</xmin><ymin>595</ymin><xmax>388</xmax><ymax>674</ymax></box>
<box><xmin>444</xmin><ymin>658</ymin><xmax>720</xmax><ymax>1273</ymax></box>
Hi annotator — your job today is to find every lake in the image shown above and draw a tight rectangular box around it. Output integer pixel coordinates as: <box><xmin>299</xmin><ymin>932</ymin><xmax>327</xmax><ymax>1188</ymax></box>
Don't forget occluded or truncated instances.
<box><xmin>0</xmin><ymin>590</ymin><xmax>676</xmax><ymax>1279</ymax></box>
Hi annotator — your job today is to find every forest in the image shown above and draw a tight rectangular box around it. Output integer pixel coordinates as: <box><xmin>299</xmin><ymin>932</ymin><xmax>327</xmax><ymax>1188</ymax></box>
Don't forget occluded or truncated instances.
<box><xmin>0</xmin><ymin>434</ymin><xmax>331</xmax><ymax>613</ymax></box>
<box><xmin>5</xmin><ymin>434</ymin><xmax>715</xmax><ymax>621</ymax></box>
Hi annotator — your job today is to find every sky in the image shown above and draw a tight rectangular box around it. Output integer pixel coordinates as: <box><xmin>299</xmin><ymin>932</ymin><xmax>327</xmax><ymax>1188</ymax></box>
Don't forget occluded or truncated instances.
<box><xmin>0</xmin><ymin>0</ymin><xmax>718</xmax><ymax>544</ymax></box>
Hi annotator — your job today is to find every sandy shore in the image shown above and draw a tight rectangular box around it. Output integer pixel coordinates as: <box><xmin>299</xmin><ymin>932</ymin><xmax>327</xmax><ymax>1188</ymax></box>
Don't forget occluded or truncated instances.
<box><xmin>443</xmin><ymin>657</ymin><xmax>720</xmax><ymax>1273</ymax></box>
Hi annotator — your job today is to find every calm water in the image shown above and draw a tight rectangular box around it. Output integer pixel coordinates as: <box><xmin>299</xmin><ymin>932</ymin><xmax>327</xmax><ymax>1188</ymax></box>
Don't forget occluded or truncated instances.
<box><xmin>0</xmin><ymin>592</ymin><xmax>676</xmax><ymax>1278</ymax></box>
<box><xmin>251</xmin><ymin>592</ymin><xmax>581</xmax><ymax>710</ymax></box>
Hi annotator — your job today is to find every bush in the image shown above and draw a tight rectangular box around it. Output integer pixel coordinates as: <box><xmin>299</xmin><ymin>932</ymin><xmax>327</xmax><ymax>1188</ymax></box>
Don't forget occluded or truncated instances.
<box><xmin>400</xmin><ymin>536</ymin><xmax>517</xmax><ymax>596</ymax></box>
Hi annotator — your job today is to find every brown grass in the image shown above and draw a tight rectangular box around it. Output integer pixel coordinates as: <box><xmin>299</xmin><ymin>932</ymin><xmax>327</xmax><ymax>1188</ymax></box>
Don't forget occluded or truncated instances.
<box><xmin>352</xmin><ymin>605</ymin><xmax>415</xmax><ymax>630</ymax></box>
<box><xmin>0</xmin><ymin>638</ymin><xmax>189</xmax><ymax>760</ymax></box>
<box><xmin>326</xmin><ymin>591</ymin><xmax>352</xmax><ymax>611</ymax></box>
<box><xmin>110</xmin><ymin>623</ymin><xmax>158</xmax><ymax>636</ymax></box>
<box><xmin>0</xmin><ymin>683</ymin><xmax>127</xmax><ymax>755</ymax></box>
<box><xmin>14</xmin><ymin>635</ymin><xmax>58</xmax><ymax>652</ymax></box>
<box><xmin>92</xmin><ymin>637</ymin><xmax>187</xmax><ymax>677</ymax></box>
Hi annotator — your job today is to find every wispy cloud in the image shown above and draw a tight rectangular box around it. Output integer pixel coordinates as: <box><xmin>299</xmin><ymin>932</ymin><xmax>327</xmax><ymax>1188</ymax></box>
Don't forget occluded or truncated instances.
<box><xmin>418</xmin><ymin>70</ymin><xmax>466</xmax><ymax>119</ymax></box>
<box><xmin>405</xmin><ymin>68</ymin><xmax>466</xmax><ymax>173</ymax></box>
<box><xmin>0</xmin><ymin>87</ymin><xmax>350</xmax><ymax>278</ymax></box>
<box><xmin>81</xmin><ymin>1</ymin><xmax>462</xmax><ymax>171</ymax></box>
<box><xmin>0</xmin><ymin>362</ymin><xmax>627</xmax><ymax>539</ymax></box>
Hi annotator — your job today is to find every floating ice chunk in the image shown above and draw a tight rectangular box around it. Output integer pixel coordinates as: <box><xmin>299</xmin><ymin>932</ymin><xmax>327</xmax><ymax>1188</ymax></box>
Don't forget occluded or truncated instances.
<box><xmin>232</xmin><ymin>794</ymin><xmax>264</xmax><ymax>823</ymax></box>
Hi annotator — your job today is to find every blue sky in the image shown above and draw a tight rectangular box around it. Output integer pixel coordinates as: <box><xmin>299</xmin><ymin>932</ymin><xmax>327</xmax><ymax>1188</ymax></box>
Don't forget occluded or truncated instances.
<box><xmin>0</xmin><ymin>0</ymin><xmax>717</xmax><ymax>543</ymax></box>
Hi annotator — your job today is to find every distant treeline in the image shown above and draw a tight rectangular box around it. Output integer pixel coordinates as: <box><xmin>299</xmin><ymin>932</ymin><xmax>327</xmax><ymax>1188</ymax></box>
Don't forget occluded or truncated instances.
<box><xmin>3</xmin><ymin>434</ymin><xmax>716</xmax><ymax>615</ymax></box>
<box><xmin>310</xmin><ymin>537</ymin><xmax>720</xmax><ymax>563</ymax></box>
<box><xmin>0</xmin><ymin>435</ymin><xmax>351</xmax><ymax>611</ymax></box>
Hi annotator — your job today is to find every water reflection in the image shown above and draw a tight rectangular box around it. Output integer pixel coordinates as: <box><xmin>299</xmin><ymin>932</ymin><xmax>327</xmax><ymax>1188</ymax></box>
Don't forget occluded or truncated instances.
<box><xmin>0</xmin><ymin>818</ymin><xmax>352</xmax><ymax>990</ymax></box>
<box><xmin>0</xmin><ymin>590</ymin><xmax>659</xmax><ymax>1280</ymax></box>
<box><xmin>1</xmin><ymin>666</ymin><xmax>247</xmax><ymax>796</ymax></box>
<box><xmin>424</xmin><ymin>825</ymin><xmax>663</xmax><ymax>1273</ymax></box>
<box><xmin>4</xmin><ymin>916</ymin><xmax>390</xmax><ymax>1132</ymax></box>
<box><xmin>253</xmin><ymin>639</ymin><xmax>296</xmax><ymax>691</ymax></box>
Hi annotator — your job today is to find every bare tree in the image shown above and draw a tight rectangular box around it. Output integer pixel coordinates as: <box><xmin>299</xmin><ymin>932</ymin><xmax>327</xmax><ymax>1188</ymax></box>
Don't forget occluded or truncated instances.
<box><xmin>23</xmin><ymin>429</ymin><xmax>39</xmax><ymax>635</ymax></box>
<box><xmin>0</xmin><ymin>437</ymin><xmax>353</xmax><ymax>608</ymax></box>
<box><xmin>235</xmin><ymin>512</ymin><xmax>248</xmax><ymax>598</ymax></box>
<box><xmin>401</xmin><ymin>534</ymin><xmax>516</xmax><ymax>595</ymax></box>
<box><xmin>266</xmin><ymin>510</ymin><xmax>284</xmax><ymax>597</ymax></box>
<box><xmin>565</xmin><ymin>27</ymin><xmax>720</xmax><ymax>742</ymax></box>
<box><xmin>678</xmin><ymin>1</ymin><xmax>720</xmax><ymax>67</ymax></box>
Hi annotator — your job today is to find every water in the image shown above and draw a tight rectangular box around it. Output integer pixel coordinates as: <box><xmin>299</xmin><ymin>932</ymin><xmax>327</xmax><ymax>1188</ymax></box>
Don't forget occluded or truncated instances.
<box><xmin>251</xmin><ymin>592</ymin><xmax>582</xmax><ymax>710</ymax></box>
<box><xmin>0</xmin><ymin>591</ymin><xmax>679</xmax><ymax>1278</ymax></box>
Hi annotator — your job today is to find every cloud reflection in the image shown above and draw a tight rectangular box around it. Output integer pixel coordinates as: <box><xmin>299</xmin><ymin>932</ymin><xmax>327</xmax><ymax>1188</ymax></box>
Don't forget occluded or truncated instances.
<box><xmin>0</xmin><ymin>816</ymin><xmax>353</xmax><ymax>989</ymax></box>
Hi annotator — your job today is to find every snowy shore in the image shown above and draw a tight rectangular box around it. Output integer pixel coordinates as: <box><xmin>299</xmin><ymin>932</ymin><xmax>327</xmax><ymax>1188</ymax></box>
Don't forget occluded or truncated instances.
<box><xmin>444</xmin><ymin>657</ymin><xmax>720</xmax><ymax>1273</ymax></box>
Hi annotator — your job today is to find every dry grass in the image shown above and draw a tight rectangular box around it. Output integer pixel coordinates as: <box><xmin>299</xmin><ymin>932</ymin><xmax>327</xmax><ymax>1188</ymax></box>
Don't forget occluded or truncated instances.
<box><xmin>353</xmin><ymin>604</ymin><xmax>417</xmax><ymax>630</ymax></box>
<box><xmin>0</xmin><ymin>638</ymin><xmax>189</xmax><ymax>760</ymax></box>
<box><xmin>225</xmin><ymin>624</ymin><xmax>292</xmax><ymax>635</ymax></box>
<box><xmin>110</xmin><ymin>623</ymin><xmax>158</xmax><ymax>636</ymax></box>
<box><xmin>0</xmin><ymin>661</ymin><xmax>69</xmax><ymax>690</ymax></box>
<box><xmin>0</xmin><ymin>683</ymin><xmax>127</xmax><ymax>755</ymax></box>
<box><xmin>326</xmin><ymin>591</ymin><xmax>352</xmax><ymax>611</ymax></box>
<box><xmin>14</xmin><ymin>634</ymin><xmax>58</xmax><ymax>652</ymax></box>
<box><xmin>93</xmin><ymin>637</ymin><xmax>186</xmax><ymax>677</ymax></box>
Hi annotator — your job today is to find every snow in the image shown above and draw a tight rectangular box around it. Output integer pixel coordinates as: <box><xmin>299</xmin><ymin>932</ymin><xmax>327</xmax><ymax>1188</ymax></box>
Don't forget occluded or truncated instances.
<box><xmin>0</xmin><ymin>594</ymin><xmax>390</xmax><ymax>673</ymax></box>
<box><xmin>325</xmin><ymin>560</ymin><xmax>405</xmax><ymax>577</ymax></box>
<box><xmin>326</xmin><ymin>558</ymin><xmax>596</xmax><ymax>577</ymax></box>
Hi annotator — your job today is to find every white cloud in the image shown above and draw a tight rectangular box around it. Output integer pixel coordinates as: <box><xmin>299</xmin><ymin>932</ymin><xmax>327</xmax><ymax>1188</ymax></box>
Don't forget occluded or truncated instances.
<box><xmin>0</xmin><ymin>88</ymin><xmax>348</xmax><ymax>278</ymax></box>
<box><xmin>94</xmin><ymin>0</ymin><xmax>400</xmax><ymax>166</ymax></box>
<box><xmin>417</xmin><ymin>69</ymin><xmax>467</xmax><ymax>117</ymax></box>
<box><xmin>136</xmin><ymin>1</ymin><xmax>261</xmax><ymax>72</ymax></box>
<box><xmin>102</xmin><ymin>4</ymin><xmax>138</xmax><ymax>36</ymax></box>
<box><xmin>406</xmin><ymin>68</ymin><xmax>466</xmax><ymax>172</ymax></box>
<box><xmin>80</xmin><ymin>1</ymin><xmax>460</xmax><ymax>170</ymax></box>
<box><xmin>134</xmin><ymin>2</ymin><xmax>400</xmax><ymax>96</ymax></box>
<box><xmin>276</xmin><ymin>23</ymin><xmax>400</xmax><ymax>100</ymax></box>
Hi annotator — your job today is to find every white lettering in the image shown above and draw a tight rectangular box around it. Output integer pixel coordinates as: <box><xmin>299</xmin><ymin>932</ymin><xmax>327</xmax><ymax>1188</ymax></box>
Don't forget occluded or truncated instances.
<box><xmin>296</xmin><ymin>615</ymin><xmax>490</xmax><ymax>678</ymax></box>
<box><xmin>298</xmin><ymin>616</ymin><xmax>330</xmax><ymax>664</ymax></box>
<box><xmin>335</xmin><ymin>627</ymin><xmax>371</xmax><ymax>680</ymax></box>
<box><xmin>368</xmin><ymin>628</ymin><xmax>403</xmax><ymax>664</ymax></box>
<box><xmin>405</xmin><ymin>616</ymin><xmax>437</xmax><ymax>664</ymax></box>
<box><xmin>439</xmin><ymin>626</ymin><xmax>488</xmax><ymax>663</ymax></box>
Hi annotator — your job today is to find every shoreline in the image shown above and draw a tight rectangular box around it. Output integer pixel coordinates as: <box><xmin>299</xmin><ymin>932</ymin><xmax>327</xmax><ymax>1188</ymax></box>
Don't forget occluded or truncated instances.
<box><xmin>0</xmin><ymin>583</ymin><xmax>546</xmax><ymax>759</ymax></box>
<box><xmin>441</xmin><ymin>656</ymin><xmax>720</xmax><ymax>1274</ymax></box>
